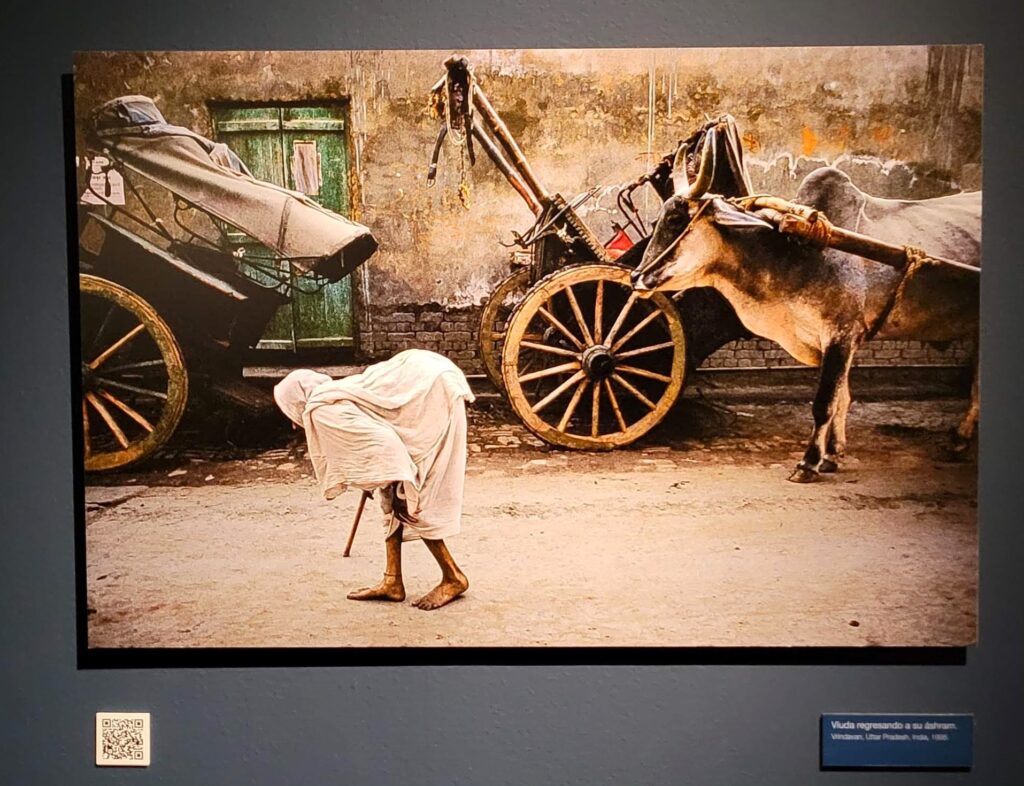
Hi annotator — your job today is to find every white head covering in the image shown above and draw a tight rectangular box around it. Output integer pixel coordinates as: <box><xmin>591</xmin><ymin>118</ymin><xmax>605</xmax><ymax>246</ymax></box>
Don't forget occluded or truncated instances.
<box><xmin>269</xmin><ymin>352</ymin><xmax>473</xmax><ymax>542</ymax></box>
<box><xmin>273</xmin><ymin>369</ymin><xmax>331</xmax><ymax>426</ymax></box>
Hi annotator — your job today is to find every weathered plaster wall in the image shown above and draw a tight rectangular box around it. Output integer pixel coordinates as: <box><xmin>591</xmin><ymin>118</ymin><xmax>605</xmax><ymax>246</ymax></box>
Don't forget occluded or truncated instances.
<box><xmin>74</xmin><ymin>47</ymin><xmax>982</xmax><ymax>370</ymax></box>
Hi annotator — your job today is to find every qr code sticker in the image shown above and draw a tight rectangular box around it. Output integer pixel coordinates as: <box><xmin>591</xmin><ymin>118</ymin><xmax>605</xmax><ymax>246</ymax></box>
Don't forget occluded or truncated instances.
<box><xmin>95</xmin><ymin>712</ymin><xmax>150</xmax><ymax>767</ymax></box>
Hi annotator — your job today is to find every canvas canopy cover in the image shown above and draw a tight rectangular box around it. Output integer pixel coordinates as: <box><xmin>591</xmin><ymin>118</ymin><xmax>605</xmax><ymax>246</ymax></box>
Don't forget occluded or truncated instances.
<box><xmin>88</xmin><ymin>95</ymin><xmax>377</xmax><ymax>282</ymax></box>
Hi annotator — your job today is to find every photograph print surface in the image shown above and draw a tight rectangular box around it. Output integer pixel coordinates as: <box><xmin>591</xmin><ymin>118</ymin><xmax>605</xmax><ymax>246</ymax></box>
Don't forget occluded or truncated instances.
<box><xmin>74</xmin><ymin>46</ymin><xmax>980</xmax><ymax>649</ymax></box>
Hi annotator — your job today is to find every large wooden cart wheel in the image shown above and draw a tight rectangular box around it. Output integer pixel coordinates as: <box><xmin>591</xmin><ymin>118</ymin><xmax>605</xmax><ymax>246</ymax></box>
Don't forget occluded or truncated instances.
<box><xmin>79</xmin><ymin>275</ymin><xmax>188</xmax><ymax>471</ymax></box>
<box><xmin>478</xmin><ymin>267</ymin><xmax>530</xmax><ymax>392</ymax></box>
<box><xmin>501</xmin><ymin>264</ymin><xmax>685</xmax><ymax>450</ymax></box>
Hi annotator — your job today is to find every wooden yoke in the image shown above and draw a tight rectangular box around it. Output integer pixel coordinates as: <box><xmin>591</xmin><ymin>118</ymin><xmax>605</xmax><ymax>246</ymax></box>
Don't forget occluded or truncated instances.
<box><xmin>737</xmin><ymin>195</ymin><xmax>979</xmax><ymax>274</ymax></box>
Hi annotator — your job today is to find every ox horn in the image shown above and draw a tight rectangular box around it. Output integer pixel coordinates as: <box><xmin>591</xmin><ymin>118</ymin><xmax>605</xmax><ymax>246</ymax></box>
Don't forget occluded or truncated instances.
<box><xmin>685</xmin><ymin>130</ymin><xmax>716</xmax><ymax>198</ymax></box>
<box><xmin>671</xmin><ymin>142</ymin><xmax>690</xmax><ymax>195</ymax></box>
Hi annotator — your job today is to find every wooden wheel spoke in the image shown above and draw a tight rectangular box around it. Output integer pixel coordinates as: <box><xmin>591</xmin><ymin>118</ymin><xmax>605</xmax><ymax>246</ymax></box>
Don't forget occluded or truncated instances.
<box><xmin>85</xmin><ymin>392</ymin><xmax>129</xmax><ymax>449</ymax></box>
<box><xmin>88</xmin><ymin>323</ymin><xmax>146</xmax><ymax>369</ymax></box>
<box><xmin>102</xmin><ymin>358</ymin><xmax>167</xmax><ymax>374</ymax></box>
<box><xmin>557</xmin><ymin>379</ymin><xmax>590</xmax><ymax>432</ymax></box>
<box><xmin>538</xmin><ymin>305</ymin><xmax>585</xmax><ymax>350</ymax></box>
<box><xmin>518</xmin><ymin>355</ymin><xmax>542</xmax><ymax>395</ymax></box>
<box><xmin>615</xmin><ymin>340</ymin><xmax>676</xmax><ymax>360</ymax></box>
<box><xmin>95</xmin><ymin>376</ymin><xmax>168</xmax><ymax>400</ymax></box>
<box><xmin>80</xmin><ymin>275</ymin><xmax>189</xmax><ymax>472</ymax></box>
<box><xmin>531</xmin><ymin>370</ymin><xmax>585</xmax><ymax>414</ymax></box>
<box><xmin>519</xmin><ymin>360</ymin><xmax>581</xmax><ymax>383</ymax></box>
<box><xmin>616</xmin><ymin>364</ymin><xmax>673</xmax><ymax>384</ymax></box>
<box><xmin>611</xmin><ymin>372</ymin><xmax>656</xmax><ymax>409</ymax></box>
<box><xmin>481</xmin><ymin>269</ymin><xmax>531</xmax><ymax>392</ymax></box>
<box><xmin>82</xmin><ymin>400</ymin><xmax>92</xmax><ymax>459</ymax></box>
<box><xmin>610</xmin><ymin>308</ymin><xmax>664</xmax><ymax>353</ymax></box>
<box><xmin>603</xmin><ymin>379</ymin><xmax>629</xmax><ymax>432</ymax></box>
<box><xmin>519</xmin><ymin>349</ymin><xmax>543</xmax><ymax>374</ymax></box>
<box><xmin>98</xmin><ymin>389</ymin><xmax>155</xmax><ymax>433</ymax></box>
<box><xmin>88</xmin><ymin>303</ymin><xmax>117</xmax><ymax>356</ymax></box>
<box><xmin>564</xmin><ymin>285</ymin><xmax>594</xmax><ymax>345</ymax></box>
<box><xmin>500</xmin><ymin>264</ymin><xmax>685</xmax><ymax>451</ymax></box>
<box><xmin>520</xmin><ymin>340</ymin><xmax>580</xmax><ymax>358</ymax></box>
<box><xmin>603</xmin><ymin>292</ymin><xmax>638</xmax><ymax>346</ymax></box>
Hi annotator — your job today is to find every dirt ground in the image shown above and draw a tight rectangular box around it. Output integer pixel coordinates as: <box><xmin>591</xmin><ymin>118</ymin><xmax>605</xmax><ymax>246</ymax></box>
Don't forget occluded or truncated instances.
<box><xmin>85</xmin><ymin>390</ymin><xmax>977</xmax><ymax>648</ymax></box>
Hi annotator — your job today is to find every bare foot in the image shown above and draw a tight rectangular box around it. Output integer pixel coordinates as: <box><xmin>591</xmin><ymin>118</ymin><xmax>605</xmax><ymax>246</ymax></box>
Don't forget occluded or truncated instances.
<box><xmin>347</xmin><ymin>577</ymin><xmax>405</xmax><ymax>602</ymax></box>
<box><xmin>413</xmin><ymin>573</ymin><xmax>469</xmax><ymax>610</ymax></box>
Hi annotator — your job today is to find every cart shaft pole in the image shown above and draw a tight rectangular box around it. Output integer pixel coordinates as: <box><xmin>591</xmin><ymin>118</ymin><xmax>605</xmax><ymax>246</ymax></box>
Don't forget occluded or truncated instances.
<box><xmin>471</xmin><ymin>121</ymin><xmax>543</xmax><ymax>215</ymax></box>
<box><xmin>472</xmin><ymin>87</ymin><xmax>551</xmax><ymax>204</ymax></box>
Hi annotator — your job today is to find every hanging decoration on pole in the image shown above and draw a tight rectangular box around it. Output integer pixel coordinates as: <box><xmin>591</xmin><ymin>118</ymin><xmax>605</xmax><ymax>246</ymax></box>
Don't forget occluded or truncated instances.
<box><xmin>428</xmin><ymin>56</ymin><xmax>477</xmax><ymax>208</ymax></box>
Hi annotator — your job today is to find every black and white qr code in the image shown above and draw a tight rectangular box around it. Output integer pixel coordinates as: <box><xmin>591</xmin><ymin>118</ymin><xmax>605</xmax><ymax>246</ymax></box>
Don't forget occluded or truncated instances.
<box><xmin>101</xmin><ymin>717</ymin><xmax>144</xmax><ymax>760</ymax></box>
<box><xmin>96</xmin><ymin>713</ymin><xmax>150</xmax><ymax>766</ymax></box>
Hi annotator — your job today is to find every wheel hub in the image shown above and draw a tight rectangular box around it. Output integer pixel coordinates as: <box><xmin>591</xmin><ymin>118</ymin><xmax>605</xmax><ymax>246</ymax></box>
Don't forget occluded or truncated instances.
<box><xmin>82</xmin><ymin>363</ymin><xmax>98</xmax><ymax>392</ymax></box>
<box><xmin>582</xmin><ymin>344</ymin><xmax>615</xmax><ymax>380</ymax></box>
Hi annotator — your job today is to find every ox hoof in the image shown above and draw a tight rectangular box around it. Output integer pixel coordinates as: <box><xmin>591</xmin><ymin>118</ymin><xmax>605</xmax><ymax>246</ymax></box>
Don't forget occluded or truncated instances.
<box><xmin>945</xmin><ymin>431</ymin><xmax>974</xmax><ymax>461</ymax></box>
<box><xmin>788</xmin><ymin>466</ymin><xmax>821</xmax><ymax>484</ymax></box>
<box><xmin>819</xmin><ymin>458</ymin><xmax>839</xmax><ymax>474</ymax></box>
<box><xmin>950</xmin><ymin>436</ymin><xmax>972</xmax><ymax>454</ymax></box>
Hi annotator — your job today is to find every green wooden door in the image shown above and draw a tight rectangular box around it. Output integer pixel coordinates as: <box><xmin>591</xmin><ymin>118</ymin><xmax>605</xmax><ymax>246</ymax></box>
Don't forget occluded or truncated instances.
<box><xmin>211</xmin><ymin>104</ymin><xmax>354</xmax><ymax>349</ymax></box>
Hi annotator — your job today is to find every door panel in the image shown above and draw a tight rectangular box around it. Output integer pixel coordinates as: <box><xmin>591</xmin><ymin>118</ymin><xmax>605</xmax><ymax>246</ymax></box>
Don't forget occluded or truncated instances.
<box><xmin>211</xmin><ymin>104</ymin><xmax>354</xmax><ymax>349</ymax></box>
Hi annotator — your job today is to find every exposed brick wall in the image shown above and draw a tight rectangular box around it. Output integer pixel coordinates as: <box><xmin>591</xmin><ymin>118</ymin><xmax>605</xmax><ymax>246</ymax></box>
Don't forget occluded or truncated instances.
<box><xmin>703</xmin><ymin>338</ymin><xmax>972</xmax><ymax>369</ymax></box>
<box><xmin>359</xmin><ymin>305</ymin><xmax>972</xmax><ymax>377</ymax></box>
<box><xmin>360</xmin><ymin>305</ymin><xmax>484</xmax><ymax>374</ymax></box>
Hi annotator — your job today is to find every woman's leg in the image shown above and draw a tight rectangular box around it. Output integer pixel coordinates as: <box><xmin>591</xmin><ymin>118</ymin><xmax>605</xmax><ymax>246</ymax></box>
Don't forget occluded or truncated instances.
<box><xmin>347</xmin><ymin>523</ymin><xmax>406</xmax><ymax>602</ymax></box>
<box><xmin>413</xmin><ymin>538</ymin><xmax>468</xmax><ymax>610</ymax></box>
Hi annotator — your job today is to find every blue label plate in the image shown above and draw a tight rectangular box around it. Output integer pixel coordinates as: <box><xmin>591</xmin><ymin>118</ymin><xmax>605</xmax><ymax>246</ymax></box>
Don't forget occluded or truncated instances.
<box><xmin>821</xmin><ymin>713</ymin><xmax>973</xmax><ymax>769</ymax></box>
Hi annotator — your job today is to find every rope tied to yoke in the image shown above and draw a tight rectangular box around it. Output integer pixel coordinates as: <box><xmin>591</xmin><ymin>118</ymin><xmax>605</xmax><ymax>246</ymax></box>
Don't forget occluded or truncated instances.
<box><xmin>734</xmin><ymin>194</ymin><xmax>835</xmax><ymax>247</ymax></box>
<box><xmin>866</xmin><ymin>245</ymin><xmax>935</xmax><ymax>339</ymax></box>
<box><xmin>733</xmin><ymin>195</ymin><xmax>952</xmax><ymax>338</ymax></box>
<box><xmin>797</xmin><ymin>209</ymin><xmax>834</xmax><ymax>247</ymax></box>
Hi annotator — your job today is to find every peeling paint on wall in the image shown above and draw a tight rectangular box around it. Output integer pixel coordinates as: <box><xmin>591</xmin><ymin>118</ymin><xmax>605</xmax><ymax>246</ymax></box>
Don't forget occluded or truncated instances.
<box><xmin>74</xmin><ymin>46</ymin><xmax>982</xmax><ymax>369</ymax></box>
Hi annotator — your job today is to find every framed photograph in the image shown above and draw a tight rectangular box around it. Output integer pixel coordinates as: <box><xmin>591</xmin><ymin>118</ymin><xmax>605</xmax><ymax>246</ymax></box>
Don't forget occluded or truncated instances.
<box><xmin>73</xmin><ymin>46</ymin><xmax>980</xmax><ymax>656</ymax></box>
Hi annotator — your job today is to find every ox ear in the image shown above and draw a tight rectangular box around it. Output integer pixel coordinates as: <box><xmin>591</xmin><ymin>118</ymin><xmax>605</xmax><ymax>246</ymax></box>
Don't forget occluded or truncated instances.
<box><xmin>709</xmin><ymin>198</ymin><xmax>773</xmax><ymax>230</ymax></box>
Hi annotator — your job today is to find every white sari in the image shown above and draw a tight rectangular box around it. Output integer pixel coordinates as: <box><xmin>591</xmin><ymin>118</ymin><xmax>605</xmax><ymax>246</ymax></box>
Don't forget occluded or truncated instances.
<box><xmin>274</xmin><ymin>350</ymin><xmax>474</xmax><ymax>541</ymax></box>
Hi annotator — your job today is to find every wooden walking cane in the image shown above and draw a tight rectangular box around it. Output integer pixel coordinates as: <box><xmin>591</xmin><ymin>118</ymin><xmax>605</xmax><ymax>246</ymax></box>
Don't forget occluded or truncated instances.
<box><xmin>343</xmin><ymin>490</ymin><xmax>372</xmax><ymax>557</ymax></box>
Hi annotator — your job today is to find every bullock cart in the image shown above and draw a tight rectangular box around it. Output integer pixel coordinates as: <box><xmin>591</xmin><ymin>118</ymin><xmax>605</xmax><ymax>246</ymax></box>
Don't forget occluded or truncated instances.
<box><xmin>429</xmin><ymin>57</ymin><xmax>976</xmax><ymax>452</ymax></box>
<box><xmin>428</xmin><ymin>57</ymin><xmax>748</xmax><ymax>450</ymax></box>
<box><xmin>76</xmin><ymin>96</ymin><xmax>378</xmax><ymax>471</ymax></box>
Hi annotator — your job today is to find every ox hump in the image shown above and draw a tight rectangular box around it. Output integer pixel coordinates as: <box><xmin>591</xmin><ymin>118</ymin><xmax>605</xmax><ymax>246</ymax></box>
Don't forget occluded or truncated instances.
<box><xmin>796</xmin><ymin>167</ymin><xmax>865</xmax><ymax>229</ymax></box>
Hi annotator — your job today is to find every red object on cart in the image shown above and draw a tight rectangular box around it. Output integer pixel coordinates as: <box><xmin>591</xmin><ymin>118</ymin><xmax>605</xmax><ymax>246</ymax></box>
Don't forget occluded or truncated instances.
<box><xmin>604</xmin><ymin>225</ymin><xmax>634</xmax><ymax>259</ymax></box>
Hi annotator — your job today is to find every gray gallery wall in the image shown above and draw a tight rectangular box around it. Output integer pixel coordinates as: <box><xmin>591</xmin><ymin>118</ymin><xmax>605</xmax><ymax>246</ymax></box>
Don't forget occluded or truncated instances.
<box><xmin>1</xmin><ymin>0</ymin><xmax>1022</xmax><ymax>784</ymax></box>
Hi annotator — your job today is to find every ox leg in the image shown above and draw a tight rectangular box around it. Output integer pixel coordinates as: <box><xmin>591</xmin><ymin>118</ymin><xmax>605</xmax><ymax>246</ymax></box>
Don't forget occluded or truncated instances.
<box><xmin>789</xmin><ymin>339</ymin><xmax>856</xmax><ymax>483</ymax></box>
<box><xmin>821</xmin><ymin>378</ymin><xmax>851</xmax><ymax>473</ymax></box>
<box><xmin>951</xmin><ymin>355</ymin><xmax>979</xmax><ymax>454</ymax></box>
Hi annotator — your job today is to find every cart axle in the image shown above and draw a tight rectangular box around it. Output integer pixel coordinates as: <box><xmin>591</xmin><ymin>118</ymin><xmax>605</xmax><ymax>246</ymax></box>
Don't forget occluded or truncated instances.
<box><xmin>582</xmin><ymin>345</ymin><xmax>616</xmax><ymax>380</ymax></box>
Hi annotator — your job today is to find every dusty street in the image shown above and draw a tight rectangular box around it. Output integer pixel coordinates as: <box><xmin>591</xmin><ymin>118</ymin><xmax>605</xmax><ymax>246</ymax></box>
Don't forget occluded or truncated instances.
<box><xmin>85</xmin><ymin>386</ymin><xmax>977</xmax><ymax>649</ymax></box>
